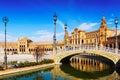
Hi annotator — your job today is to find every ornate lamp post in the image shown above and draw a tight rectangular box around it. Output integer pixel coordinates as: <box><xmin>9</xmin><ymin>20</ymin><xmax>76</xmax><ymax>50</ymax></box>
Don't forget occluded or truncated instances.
<box><xmin>2</xmin><ymin>16</ymin><xmax>8</xmax><ymax>69</ymax></box>
<box><xmin>64</xmin><ymin>24</ymin><xmax>67</xmax><ymax>51</ymax></box>
<box><xmin>115</xmin><ymin>17</ymin><xmax>118</xmax><ymax>54</ymax></box>
<box><xmin>36</xmin><ymin>47</ymin><xmax>38</xmax><ymax>64</ymax></box>
<box><xmin>53</xmin><ymin>13</ymin><xmax>57</xmax><ymax>63</ymax></box>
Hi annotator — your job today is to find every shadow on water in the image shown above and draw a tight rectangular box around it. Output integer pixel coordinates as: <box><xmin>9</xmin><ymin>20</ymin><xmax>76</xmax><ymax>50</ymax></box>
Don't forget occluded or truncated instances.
<box><xmin>60</xmin><ymin>54</ymin><xmax>116</xmax><ymax>79</ymax></box>
<box><xmin>116</xmin><ymin>59</ymin><xmax>120</xmax><ymax>75</ymax></box>
<box><xmin>60</xmin><ymin>64</ymin><xmax>115</xmax><ymax>79</ymax></box>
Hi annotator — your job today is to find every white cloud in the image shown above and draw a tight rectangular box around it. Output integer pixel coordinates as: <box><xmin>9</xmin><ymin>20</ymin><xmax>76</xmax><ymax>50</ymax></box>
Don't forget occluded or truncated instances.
<box><xmin>56</xmin><ymin>32</ymin><xmax>64</xmax><ymax>37</ymax></box>
<box><xmin>57</xmin><ymin>19</ymin><xmax>65</xmax><ymax>30</ymax></box>
<box><xmin>30</xmin><ymin>30</ymin><xmax>64</xmax><ymax>42</ymax></box>
<box><xmin>0</xmin><ymin>31</ymin><xmax>17</xmax><ymax>42</ymax></box>
<box><xmin>107</xmin><ymin>18</ymin><xmax>114</xmax><ymax>25</ymax></box>
<box><xmin>108</xmin><ymin>19</ymin><xmax>114</xmax><ymax>22</ymax></box>
<box><xmin>35</xmin><ymin>30</ymin><xmax>52</xmax><ymax>35</ymax></box>
<box><xmin>107</xmin><ymin>22</ymin><xmax>113</xmax><ymax>24</ymax></box>
<box><xmin>78</xmin><ymin>23</ymin><xmax>98</xmax><ymax>31</ymax></box>
<box><xmin>0</xmin><ymin>29</ymin><xmax>64</xmax><ymax>42</ymax></box>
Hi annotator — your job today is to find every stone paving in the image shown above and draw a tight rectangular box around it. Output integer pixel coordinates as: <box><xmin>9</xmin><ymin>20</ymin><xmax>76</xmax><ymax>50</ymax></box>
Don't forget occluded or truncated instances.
<box><xmin>0</xmin><ymin>52</ymin><xmax>53</xmax><ymax>63</ymax></box>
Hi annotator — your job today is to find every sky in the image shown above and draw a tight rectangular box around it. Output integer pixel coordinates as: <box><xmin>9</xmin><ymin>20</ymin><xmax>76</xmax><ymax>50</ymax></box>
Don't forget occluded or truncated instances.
<box><xmin>0</xmin><ymin>0</ymin><xmax>120</xmax><ymax>42</ymax></box>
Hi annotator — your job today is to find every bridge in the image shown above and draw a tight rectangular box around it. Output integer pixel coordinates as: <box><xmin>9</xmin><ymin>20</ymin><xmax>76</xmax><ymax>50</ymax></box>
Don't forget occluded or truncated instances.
<box><xmin>54</xmin><ymin>45</ymin><xmax>120</xmax><ymax>64</ymax></box>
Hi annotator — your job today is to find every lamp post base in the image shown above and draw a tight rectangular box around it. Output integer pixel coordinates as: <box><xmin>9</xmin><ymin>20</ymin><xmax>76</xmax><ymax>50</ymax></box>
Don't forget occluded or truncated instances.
<box><xmin>4</xmin><ymin>56</ymin><xmax>7</xmax><ymax>69</ymax></box>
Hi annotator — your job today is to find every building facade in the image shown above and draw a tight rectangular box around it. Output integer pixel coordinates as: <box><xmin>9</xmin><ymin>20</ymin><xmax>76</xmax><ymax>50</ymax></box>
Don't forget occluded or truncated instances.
<box><xmin>0</xmin><ymin>37</ymin><xmax>64</xmax><ymax>54</ymax></box>
<box><xmin>104</xmin><ymin>34</ymin><xmax>120</xmax><ymax>49</ymax></box>
<box><xmin>64</xmin><ymin>17</ymin><xmax>115</xmax><ymax>49</ymax></box>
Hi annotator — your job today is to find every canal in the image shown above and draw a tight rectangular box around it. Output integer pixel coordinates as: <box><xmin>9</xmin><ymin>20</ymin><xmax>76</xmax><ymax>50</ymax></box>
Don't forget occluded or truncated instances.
<box><xmin>1</xmin><ymin>55</ymin><xmax>120</xmax><ymax>80</ymax></box>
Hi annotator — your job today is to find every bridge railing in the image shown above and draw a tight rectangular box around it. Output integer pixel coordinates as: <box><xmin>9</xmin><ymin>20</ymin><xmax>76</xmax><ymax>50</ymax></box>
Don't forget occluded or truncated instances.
<box><xmin>56</xmin><ymin>45</ymin><xmax>118</xmax><ymax>55</ymax></box>
<box><xmin>98</xmin><ymin>46</ymin><xmax>115</xmax><ymax>54</ymax></box>
<box><xmin>57</xmin><ymin>45</ymin><xmax>96</xmax><ymax>54</ymax></box>
<box><xmin>118</xmin><ymin>50</ymin><xmax>120</xmax><ymax>54</ymax></box>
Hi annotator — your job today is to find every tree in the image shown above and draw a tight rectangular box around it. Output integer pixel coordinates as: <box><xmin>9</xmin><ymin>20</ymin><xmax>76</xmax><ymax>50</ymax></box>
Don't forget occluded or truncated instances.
<box><xmin>33</xmin><ymin>45</ymin><xmax>46</xmax><ymax>63</ymax></box>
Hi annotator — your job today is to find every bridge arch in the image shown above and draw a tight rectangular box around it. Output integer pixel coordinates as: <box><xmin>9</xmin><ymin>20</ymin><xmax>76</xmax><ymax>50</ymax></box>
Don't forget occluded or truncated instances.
<box><xmin>59</xmin><ymin>52</ymin><xmax>114</xmax><ymax>66</ymax></box>
<box><xmin>56</xmin><ymin>49</ymin><xmax>120</xmax><ymax>64</ymax></box>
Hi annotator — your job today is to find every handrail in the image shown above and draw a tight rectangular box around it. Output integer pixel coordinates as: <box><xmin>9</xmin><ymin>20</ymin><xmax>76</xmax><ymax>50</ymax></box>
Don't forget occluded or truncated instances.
<box><xmin>56</xmin><ymin>45</ymin><xmax>117</xmax><ymax>55</ymax></box>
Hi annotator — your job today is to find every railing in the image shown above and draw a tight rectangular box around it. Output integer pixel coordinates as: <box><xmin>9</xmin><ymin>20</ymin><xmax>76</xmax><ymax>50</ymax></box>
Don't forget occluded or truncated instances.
<box><xmin>118</xmin><ymin>50</ymin><xmax>120</xmax><ymax>54</ymax></box>
<box><xmin>56</xmin><ymin>45</ymin><xmax>117</xmax><ymax>55</ymax></box>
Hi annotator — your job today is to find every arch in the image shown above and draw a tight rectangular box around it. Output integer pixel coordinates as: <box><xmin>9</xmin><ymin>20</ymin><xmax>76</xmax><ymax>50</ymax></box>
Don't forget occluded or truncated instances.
<box><xmin>110</xmin><ymin>44</ymin><xmax>112</xmax><ymax>48</ymax></box>
<box><xmin>56</xmin><ymin>50</ymin><xmax>118</xmax><ymax>64</ymax></box>
<box><xmin>82</xmin><ymin>40</ymin><xmax>84</xmax><ymax>44</ymax></box>
<box><xmin>106</xmin><ymin>44</ymin><xmax>108</xmax><ymax>47</ymax></box>
<box><xmin>59</xmin><ymin>52</ymin><xmax>114</xmax><ymax>66</ymax></box>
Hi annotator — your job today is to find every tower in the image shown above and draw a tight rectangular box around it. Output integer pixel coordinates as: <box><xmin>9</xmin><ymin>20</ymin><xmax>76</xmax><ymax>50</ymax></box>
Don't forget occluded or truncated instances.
<box><xmin>64</xmin><ymin>24</ymin><xmax>69</xmax><ymax>45</ymax></box>
<box><xmin>99</xmin><ymin>16</ymin><xmax>108</xmax><ymax>46</ymax></box>
<box><xmin>64</xmin><ymin>24</ymin><xmax>69</xmax><ymax>49</ymax></box>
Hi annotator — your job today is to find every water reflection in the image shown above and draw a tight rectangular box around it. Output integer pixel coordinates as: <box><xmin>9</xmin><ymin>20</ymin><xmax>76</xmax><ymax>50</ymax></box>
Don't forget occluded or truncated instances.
<box><xmin>2</xmin><ymin>57</ymin><xmax>120</xmax><ymax>80</ymax></box>
<box><xmin>70</xmin><ymin>57</ymin><xmax>109</xmax><ymax>72</ymax></box>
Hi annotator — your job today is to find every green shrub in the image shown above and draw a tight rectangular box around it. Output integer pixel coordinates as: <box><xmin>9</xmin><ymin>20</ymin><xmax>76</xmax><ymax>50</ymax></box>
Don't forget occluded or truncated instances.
<box><xmin>40</xmin><ymin>59</ymin><xmax>54</xmax><ymax>64</ymax></box>
<box><xmin>17</xmin><ymin>59</ymin><xmax>54</xmax><ymax>68</ymax></box>
<box><xmin>8</xmin><ymin>61</ymin><xmax>17</xmax><ymax>65</ymax></box>
<box><xmin>0</xmin><ymin>66</ymin><xmax>4</xmax><ymax>70</ymax></box>
<box><xmin>18</xmin><ymin>61</ymin><xmax>37</xmax><ymax>68</ymax></box>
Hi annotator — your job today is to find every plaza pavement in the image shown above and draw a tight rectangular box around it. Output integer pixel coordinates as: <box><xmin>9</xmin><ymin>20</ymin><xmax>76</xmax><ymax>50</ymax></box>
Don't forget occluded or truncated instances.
<box><xmin>0</xmin><ymin>51</ymin><xmax>53</xmax><ymax>63</ymax></box>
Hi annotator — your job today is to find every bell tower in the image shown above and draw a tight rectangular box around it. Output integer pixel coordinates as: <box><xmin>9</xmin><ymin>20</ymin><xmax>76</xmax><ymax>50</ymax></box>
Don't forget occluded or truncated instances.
<box><xmin>99</xmin><ymin>16</ymin><xmax>108</xmax><ymax>46</ymax></box>
<box><xmin>64</xmin><ymin>24</ymin><xmax>69</xmax><ymax>48</ymax></box>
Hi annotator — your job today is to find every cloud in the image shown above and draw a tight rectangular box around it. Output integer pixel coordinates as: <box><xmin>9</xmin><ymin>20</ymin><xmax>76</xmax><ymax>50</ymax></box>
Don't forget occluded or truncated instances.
<box><xmin>31</xmin><ymin>30</ymin><xmax>64</xmax><ymax>42</ymax></box>
<box><xmin>107</xmin><ymin>18</ymin><xmax>114</xmax><ymax>25</ymax></box>
<box><xmin>35</xmin><ymin>30</ymin><xmax>52</xmax><ymax>35</ymax></box>
<box><xmin>56</xmin><ymin>32</ymin><xmax>64</xmax><ymax>37</ymax></box>
<box><xmin>107</xmin><ymin>22</ymin><xmax>113</xmax><ymax>24</ymax></box>
<box><xmin>0</xmin><ymin>31</ymin><xmax>17</xmax><ymax>42</ymax></box>
<box><xmin>78</xmin><ymin>23</ymin><xmax>98</xmax><ymax>31</ymax></box>
<box><xmin>0</xmin><ymin>29</ymin><xmax>64</xmax><ymax>42</ymax></box>
<box><xmin>57</xmin><ymin>19</ymin><xmax>65</xmax><ymax>30</ymax></box>
<box><xmin>108</xmin><ymin>19</ymin><xmax>114</xmax><ymax>22</ymax></box>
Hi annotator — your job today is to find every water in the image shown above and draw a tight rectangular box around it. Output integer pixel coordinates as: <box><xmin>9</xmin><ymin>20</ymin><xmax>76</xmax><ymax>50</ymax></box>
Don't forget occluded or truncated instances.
<box><xmin>1</xmin><ymin>57</ymin><xmax>120</xmax><ymax>80</ymax></box>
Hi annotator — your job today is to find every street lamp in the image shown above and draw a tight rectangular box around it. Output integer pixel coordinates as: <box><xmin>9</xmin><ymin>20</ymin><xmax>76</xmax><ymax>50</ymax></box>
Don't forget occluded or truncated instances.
<box><xmin>2</xmin><ymin>16</ymin><xmax>8</xmax><ymax>69</ymax></box>
<box><xmin>64</xmin><ymin>23</ymin><xmax>67</xmax><ymax>51</ymax></box>
<box><xmin>36</xmin><ymin>47</ymin><xmax>38</xmax><ymax>64</ymax></box>
<box><xmin>53</xmin><ymin>13</ymin><xmax>57</xmax><ymax>62</ymax></box>
<box><xmin>115</xmin><ymin>17</ymin><xmax>118</xmax><ymax>54</ymax></box>
<box><xmin>53</xmin><ymin>13</ymin><xmax>57</xmax><ymax>50</ymax></box>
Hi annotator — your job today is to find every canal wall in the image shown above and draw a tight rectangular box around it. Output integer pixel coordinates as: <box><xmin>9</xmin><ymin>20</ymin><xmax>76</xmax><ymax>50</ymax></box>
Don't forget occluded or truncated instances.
<box><xmin>0</xmin><ymin>63</ymin><xmax>55</xmax><ymax>79</ymax></box>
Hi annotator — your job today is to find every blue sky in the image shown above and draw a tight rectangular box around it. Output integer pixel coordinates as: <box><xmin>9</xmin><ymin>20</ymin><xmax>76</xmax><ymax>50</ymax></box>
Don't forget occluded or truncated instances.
<box><xmin>0</xmin><ymin>0</ymin><xmax>120</xmax><ymax>42</ymax></box>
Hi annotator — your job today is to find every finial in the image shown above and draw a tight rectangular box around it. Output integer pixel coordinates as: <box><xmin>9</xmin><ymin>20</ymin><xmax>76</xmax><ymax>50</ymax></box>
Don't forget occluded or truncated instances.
<box><xmin>64</xmin><ymin>23</ymin><xmax>67</xmax><ymax>30</ymax></box>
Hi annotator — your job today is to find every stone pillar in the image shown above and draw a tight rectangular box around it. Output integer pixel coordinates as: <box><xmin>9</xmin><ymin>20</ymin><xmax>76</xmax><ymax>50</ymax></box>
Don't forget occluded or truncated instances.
<box><xmin>72</xmin><ymin>39</ymin><xmax>73</xmax><ymax>44</ymax></box>
<box><xmin>95</xmin><ymin>39</ymin><xmax>98</xmax><ymax>51</ymax></box>
<box><xmin>74</xmin><ymin>39</ymin><xmax>75</xmax><ymax>45</ymax></box>
<box><xmin>77</xmin><ymin>34</ymin><xmax>78</xmax><ymax>45</ymax></box>
<box><xmin>80</xmin><ymin>39</ymin><xmax>81</xmax><ymax>46</ymax></box>
<box><xmin>53</xmin><ymin>47</ymin><xmax>57</xmax><ymax>64</ymax></box>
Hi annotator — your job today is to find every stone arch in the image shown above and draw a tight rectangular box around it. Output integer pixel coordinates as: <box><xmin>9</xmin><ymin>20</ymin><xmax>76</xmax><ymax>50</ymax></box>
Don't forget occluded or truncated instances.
<box><xmin>57</xmin><ymin>50</ymin><xmax>116</xmax><ymax>64</ymax></box>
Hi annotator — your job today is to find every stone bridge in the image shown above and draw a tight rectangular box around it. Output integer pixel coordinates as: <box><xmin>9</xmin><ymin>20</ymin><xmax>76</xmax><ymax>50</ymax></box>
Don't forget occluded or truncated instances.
<box><xmin>55</xmin><ymin>45</ymin><xmax>120</xmax><ymax>64</ymax></box>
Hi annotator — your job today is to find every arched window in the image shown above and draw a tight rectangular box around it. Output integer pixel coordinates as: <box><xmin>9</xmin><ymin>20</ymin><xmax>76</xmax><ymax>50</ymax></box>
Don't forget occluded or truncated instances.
<box><xmin>106</xmin><ymin>44</ymin><xmax>108</xmax><ymax>47</ymax></box>
<box><xmin>110</xmin><ymin>44</ymin><xmax>112</xmax><ymax>48</ymax></box>
<box><xmin>82</xmin><ymin>40</ymin><xmax>84</xmax><ymax>44</ymax></box>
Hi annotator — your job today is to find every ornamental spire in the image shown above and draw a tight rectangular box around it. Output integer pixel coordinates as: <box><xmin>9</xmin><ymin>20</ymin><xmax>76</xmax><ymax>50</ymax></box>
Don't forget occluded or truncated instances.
<box><xmin>100</xmin><ymin>16</ymin><xmax>107</xmax><ymax>28</ymax></box>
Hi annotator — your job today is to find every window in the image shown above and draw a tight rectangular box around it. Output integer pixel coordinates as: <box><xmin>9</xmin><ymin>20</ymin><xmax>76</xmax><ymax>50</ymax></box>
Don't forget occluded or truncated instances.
<box><xmin>82</xmin><ymin>40</ymin><xmax>84</xmax><ymax>44</ymax></box>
